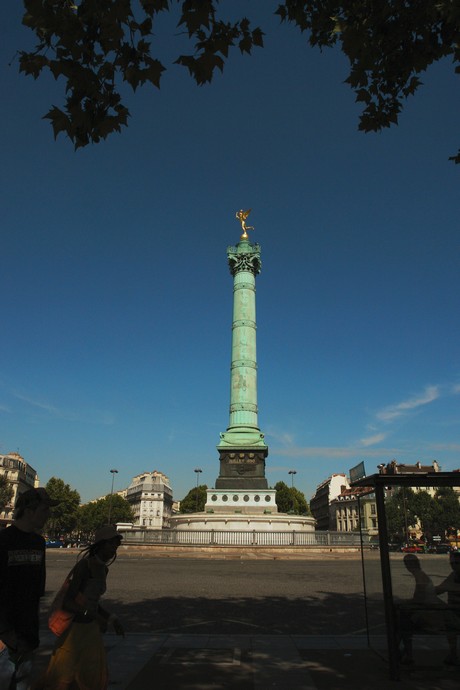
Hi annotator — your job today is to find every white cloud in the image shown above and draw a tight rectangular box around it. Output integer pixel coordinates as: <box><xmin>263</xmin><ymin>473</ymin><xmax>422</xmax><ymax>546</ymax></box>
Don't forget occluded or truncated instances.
<box><xmin>265</xmin><ymin>429</ymin><xmax>296</xmax><ymax>446</ymax></box>
<box><xmin>13</xmin><ymin>392</ymin><xmax>75</xmax><ymax>419</ymax></box>
<box><xmin>274</xmin><ymin>445</ymin><xmax>395</xmax><ymax>458</ymax></box>
<box><xmin>359</xmin><ymin>432</ymin><xmax>386</xmax><ymax>447</ymax></box>
<box><xmin>376</xmin><ymin>385</ymin><xmax>440</xmax><ymax>423</ymax></box>
<box><xmin>429</xmin><ymin>443</ymin><xmax>460</xmax><ymax>452</ymax></box>
<box><xmin>13</xmin><ymin>391</ymin><xmax>114</xmax><ymax>425</ymax></box>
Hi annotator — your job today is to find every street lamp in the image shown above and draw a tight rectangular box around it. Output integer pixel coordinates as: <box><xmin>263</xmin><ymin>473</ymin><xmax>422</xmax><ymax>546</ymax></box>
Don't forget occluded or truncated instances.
<box><xmin>402</xmin><ymin>487</ymin><xmax>410</xmax><ymax>546</ymax></box>
<box><xmin>107</xmin><ymin>469</ymin><xmax>118</xmax><ymax>524</ymax></box>
<box><xmin>194</xmin><ymin>468</ymin><xmax>202</xmax><ymax>513</ymax></box>
<box><xmin>288</xmin><ymin>469</ymin><xmax>297</xmax><ymax>488</ymax></box>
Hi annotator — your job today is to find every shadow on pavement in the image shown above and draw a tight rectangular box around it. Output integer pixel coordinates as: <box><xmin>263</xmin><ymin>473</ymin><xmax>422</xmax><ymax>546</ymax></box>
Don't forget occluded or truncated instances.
<box><xmin>72</xmin><ymin>591</ymin><xmax>377</xmax><ymax>635</ymax></box>
<box><xmin>126</xmin><ymin>646</ymin><xmax>254</xmax><ymax>690</ymax></box>
<box><xmin>301</xmin><ymin>649</ymin><xmax>460</xmax><ymax>690</ymax></box>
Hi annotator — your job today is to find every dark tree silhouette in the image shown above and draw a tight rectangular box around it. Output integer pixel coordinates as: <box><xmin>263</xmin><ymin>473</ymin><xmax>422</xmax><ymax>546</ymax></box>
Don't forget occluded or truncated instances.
<box><xmin>17</xmin><ymin>1</ymin><xmax>460</xmax><ymax>161</ymax></box>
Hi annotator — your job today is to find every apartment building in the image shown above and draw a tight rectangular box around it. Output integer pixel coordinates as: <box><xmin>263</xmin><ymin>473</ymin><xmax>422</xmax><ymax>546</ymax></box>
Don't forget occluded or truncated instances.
<box><xmin>125</xmin><ymin>470</ymin><xmax>173</xmax><ymax>528</ymax></box>
<box><xmin>0</xmin><ymin>452</ymin><xmax>39</xmax><ymax>525</ymax></box>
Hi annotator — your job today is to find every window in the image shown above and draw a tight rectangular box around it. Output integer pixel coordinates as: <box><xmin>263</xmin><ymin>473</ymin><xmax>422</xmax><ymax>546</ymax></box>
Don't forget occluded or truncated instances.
<box><xmin>370</xmin><ymin>504</ymin><xmax>376</xmax><ymax>515</ymax></box>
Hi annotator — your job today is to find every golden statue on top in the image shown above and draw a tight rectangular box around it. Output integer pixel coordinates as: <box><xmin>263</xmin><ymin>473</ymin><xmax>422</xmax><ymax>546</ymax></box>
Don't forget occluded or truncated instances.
<box><xmin>236</xmin><ymin>209</ymin><xmax>254</xmax><ymax>240</ymax></box>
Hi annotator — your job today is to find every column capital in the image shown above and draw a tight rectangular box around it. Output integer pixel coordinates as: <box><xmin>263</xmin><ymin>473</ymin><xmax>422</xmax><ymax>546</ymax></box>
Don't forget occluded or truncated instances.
<box><xmin>227</xmin><ymin>241</ymin><xmax>262</xmax><ymax>277</ymax></box>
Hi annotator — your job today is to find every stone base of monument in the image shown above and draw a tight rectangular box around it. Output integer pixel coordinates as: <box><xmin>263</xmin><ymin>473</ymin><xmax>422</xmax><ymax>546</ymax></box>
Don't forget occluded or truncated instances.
<box><xmin>205</xmin><ymin>488</ymin><xmax>278</xmax><ymax>515</ymax></box>
<box><xmin>170</xmin><ymin>488</ymin><xmax>315</xmax><ymax>532</ymax></box>
<box><xmin>169</xmin><ymin>512</ymin><xmax>315</xmax><ymax>532</ymax></box>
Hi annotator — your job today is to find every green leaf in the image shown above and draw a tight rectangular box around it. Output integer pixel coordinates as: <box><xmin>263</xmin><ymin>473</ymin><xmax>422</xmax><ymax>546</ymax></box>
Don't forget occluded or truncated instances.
<box><xmin>143</xmin><ymin>58</ymin><xmax>165</xmax><ymax>88</ymax></box>
<box><xmin>239</xmin><ymin>36</ymin><xmax>252</xmax><ymax>54</ymax></box>
<box><xmin>19</xmin><ymin>52</ymin><xmax>49</xmax><ymax>79</ymax></box>
<box><xmin>252</xmin><ymin>28</ymin><xmax>264</xmax><ymax>47</ymax></box>
<box><xmin>43</xmin><ymin>106</ymin><xmax>71</xmax><ymax>140</ymax></box>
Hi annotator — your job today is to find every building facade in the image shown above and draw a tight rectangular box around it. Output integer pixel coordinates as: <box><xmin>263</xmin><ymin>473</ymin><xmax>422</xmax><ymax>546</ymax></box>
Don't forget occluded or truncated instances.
<box><xmin>0</xmin><ymin>452</ymin><xmax>39</xmax><ymax>526</ymax></box>
<box><xmin>310</xmin><ymin>474</ymin><xmax>350</xmax><ymax>531</ymax></box>
<box><xmin>380</xmin><ymin>460</ymin><xmax>441</xmax><ymax>499</ymax></box>
<box><xmin>313</xmin><ymin>461</ymin><xmax>444</xmax><ymax>535</ymax></box>
<box><xmin>331</xmin><ymin>486</ymin><xmax>379</xmax><ymax>538</ymax></box>
<box><xmin>331</xmin><ymin>460</ymin><xmax>445</xmax><ymax>540</ymax></box>
<box><xmin>125</xmin><ymin>471</ymin><xmax>173</xmax><ymax>528</ymax></box>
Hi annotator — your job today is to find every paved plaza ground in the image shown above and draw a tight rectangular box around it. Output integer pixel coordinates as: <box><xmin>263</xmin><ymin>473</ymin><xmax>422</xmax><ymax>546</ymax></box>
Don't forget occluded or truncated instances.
<box><xmin>41</xmin><ymin>549</ymin><xmax>378</xmax><ymax>636</ymax></box>
<box><xmin>32</xmin><ymin>549</ymin><xmax>459</xmax><ymax>689</ymax></box>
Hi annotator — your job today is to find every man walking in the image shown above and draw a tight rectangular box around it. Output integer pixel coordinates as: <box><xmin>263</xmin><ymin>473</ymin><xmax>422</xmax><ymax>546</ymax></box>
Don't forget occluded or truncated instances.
<box><xmin>436</xmin><ymin>551</ymin><xmax>460</xmax><ymax>666</ymax></box>
<box><xmin>0</xmin><ymin>488</ymin><xmax>59</xmax><ymax>689</ymax></box>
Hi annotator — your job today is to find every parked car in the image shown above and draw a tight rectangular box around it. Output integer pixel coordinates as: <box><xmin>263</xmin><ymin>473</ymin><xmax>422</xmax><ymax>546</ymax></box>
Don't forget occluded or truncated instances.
<box><xmin>45</xmin><ymin>539</ymin><xmax>64</xmax><ymax>548</ymax></box>
<box><xmin>401</xmin><ymin>544</ymin><xmax>424</xmax><ymax>553</ymax></box>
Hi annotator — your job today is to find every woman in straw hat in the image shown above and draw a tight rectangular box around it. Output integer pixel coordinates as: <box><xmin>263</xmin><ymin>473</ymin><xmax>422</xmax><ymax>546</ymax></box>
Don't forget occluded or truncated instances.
<box><xmin>42</xmin><ymin>525</ymin><xmax>125</xmax><ymax>689</ymax></box>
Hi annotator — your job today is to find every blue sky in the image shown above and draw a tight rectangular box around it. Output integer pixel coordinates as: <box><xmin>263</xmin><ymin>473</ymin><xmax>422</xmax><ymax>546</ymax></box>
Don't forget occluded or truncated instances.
<box><xmin>2</xmin><ymin>3</ymin><xmax>459</xmax><ymax>505</ymax></box>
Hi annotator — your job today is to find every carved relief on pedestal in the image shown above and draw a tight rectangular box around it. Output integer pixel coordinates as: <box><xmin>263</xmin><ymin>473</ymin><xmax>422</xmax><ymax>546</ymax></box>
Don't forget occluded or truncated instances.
<box><xmin>218</xmin><ymin>450</ymin><xmax>266</xmax><ymax>477</ymax></box>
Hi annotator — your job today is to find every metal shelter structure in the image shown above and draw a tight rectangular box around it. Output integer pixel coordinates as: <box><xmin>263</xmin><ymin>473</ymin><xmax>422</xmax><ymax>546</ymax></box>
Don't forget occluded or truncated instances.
<box><xmin>351</xmin><ymin>470</ymin><xmax>460</xmax><ymax>681</ymax></box>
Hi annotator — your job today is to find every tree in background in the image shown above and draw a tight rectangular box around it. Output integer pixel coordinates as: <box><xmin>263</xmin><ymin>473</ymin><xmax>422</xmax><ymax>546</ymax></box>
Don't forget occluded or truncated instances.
<box><xmin>0</xmin><ymin>476</ymin><xmax>14</xmax><ymax>513</ymax></box>
<box><xmin>179</xmin><ymin>485</ymin><xmax>207</xmax><ymax>513</ymax></box>
<box><xmin>385</xmin><ymin>487</ymin><xmax>460</xmax><ymax>543</ymax></box>
<box><xmin>385</xmin><ymin>488</ymin><xmax>418</xmax><ymax>543</ymax></box>
<box><xmin>291</xmin><ymin>486</ymin><xmax>310</xmax><ymax>515</ymax></box>
<box><xmin>274</xmin><ymin>482</ymin><xmax>292</xmax><ymax>513</ymax></box>
<box><xmin>17</xmin><ymin>1</ymin><xmax>460</xmax><ymax>161</ymax></box>
<box><xmin>45</xmin><ymin>476</ymin><xmax>81</xmax><ymax>538</ymax></box>
<box><xmin>274</xmin><ymin>481</ymin><xmax>310</xmax><ymax>515</ymax></box>
<box><xmin>430</xmin><ymin>487</ymin><xmax>460</xmax><ymax>541</ymax></box>
<box><xmin>78</xmin><ymin>494</ymin><xmax>134</xmax><ymax>539</ymax></box>
<box><xmin>412</xmin><ymin>489</ymin><xmax>437</xmax><ymax>541</ymax></box>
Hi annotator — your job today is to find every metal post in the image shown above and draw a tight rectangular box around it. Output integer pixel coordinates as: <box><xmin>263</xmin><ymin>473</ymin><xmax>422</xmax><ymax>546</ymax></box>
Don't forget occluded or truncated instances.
<box><xmin>375</xmin><ymin>484</ymin><xmax>399</xmax><ymax>681</ymax></box>
<box><xmin>107</xmin><ymin>469</ymin><xmax>118</xmax><ymax>524</ymax></box>
<box><xmin>194</xmin><ymin>468</ymin><xmax>202</xmax><ymax>512</ymax></box>
<box><xmin>402</xmin><ymin>487</ymin><xmax>410</xmax><ymax>545</ymax></box>
<box><xmin>357</xmin><ymin>495</ymin><xmax>371</xmax><ymax>647</ymax></box>
<box><xmin>288</xmin><ymin>470</ymin><xmax>297</xmax><ymax>512</ymax></box>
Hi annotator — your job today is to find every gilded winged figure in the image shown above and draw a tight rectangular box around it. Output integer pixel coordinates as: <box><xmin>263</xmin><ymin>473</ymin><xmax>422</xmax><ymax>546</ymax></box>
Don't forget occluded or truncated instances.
<box><xmin>235</xmin><ymin>209</ymin><xmax>254</xmax><ymax>239</ymax></box>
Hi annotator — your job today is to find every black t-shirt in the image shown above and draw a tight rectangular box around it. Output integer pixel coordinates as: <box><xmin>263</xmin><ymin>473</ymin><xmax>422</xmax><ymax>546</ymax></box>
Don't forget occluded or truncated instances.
<box><xmin>0</xmin><ymin>525</ymin><xmax>46</xmax><ymax>648</ymax></box>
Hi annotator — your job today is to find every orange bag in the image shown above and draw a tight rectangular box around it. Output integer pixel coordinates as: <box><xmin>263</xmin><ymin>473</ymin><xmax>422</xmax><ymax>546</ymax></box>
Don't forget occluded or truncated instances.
<box><xmin>48</xmin><ymin>567</ymin><xmax>86</xmax><ymax>636</ymax></box>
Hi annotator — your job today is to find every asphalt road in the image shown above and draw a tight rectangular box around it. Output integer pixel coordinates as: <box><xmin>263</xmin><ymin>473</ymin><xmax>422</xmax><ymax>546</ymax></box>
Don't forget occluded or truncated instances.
<box><xmin>41</xmin><ymin>550</ymin><xmax>383</xmax><ymax>636</ymax></box>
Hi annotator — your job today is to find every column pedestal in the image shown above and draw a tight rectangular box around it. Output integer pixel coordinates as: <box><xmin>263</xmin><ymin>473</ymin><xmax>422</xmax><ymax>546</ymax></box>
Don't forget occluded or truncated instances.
<box><xmin>215</xmin><ymin>449</ymin><xmax>268</xmax><ymax>489</ymax></box>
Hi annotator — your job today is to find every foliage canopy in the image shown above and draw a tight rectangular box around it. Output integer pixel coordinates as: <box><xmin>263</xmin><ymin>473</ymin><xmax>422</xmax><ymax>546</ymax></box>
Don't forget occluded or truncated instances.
<box><xmin>274</xmin><ymin>481</ymin><xmax>310</xmax><ymax>515</ymax></box>
<box><xmin>385</xmin><ymin>487</ymin><xmax>460</xmax><ymax>542</ymax></box>
<box><xmin>45</xmin><ymin>476</ymin><xmax>81</xmax><ymax>537</ymax></box>
<box><xmin>78</xmin><ymin>493</ymin><xmax>134</xmax><ymax>538</ymax></box>
<box><xmin>0</xmin><ymin>476</ymin><xmax>14</xmax><ymax>514</ymax></box>
<box><xmin>179</xmin><ymin>484</ymin><xmax>207</xmax><ymax>513</ymax></box>
<box><xmin>19</xmin><ymin>1</ymin><xmax>460</xmax><ymax>161</ymax></box>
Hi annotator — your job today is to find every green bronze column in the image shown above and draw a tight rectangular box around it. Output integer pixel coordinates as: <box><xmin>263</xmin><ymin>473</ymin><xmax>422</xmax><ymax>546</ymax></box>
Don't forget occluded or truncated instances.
<box><xmin>216</xmin><ymin>210</ymin><xmax>268</xmax><ymax>490</ymax></box>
